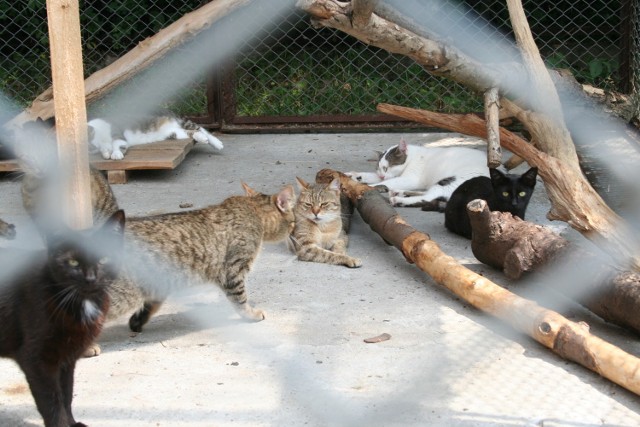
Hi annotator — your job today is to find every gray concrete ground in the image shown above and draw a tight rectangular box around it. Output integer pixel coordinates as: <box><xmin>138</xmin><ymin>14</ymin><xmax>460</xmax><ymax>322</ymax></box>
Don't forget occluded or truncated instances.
<box><xmin>1</xmin><ymin>132</ymin><xmax>640</xmax><ymax>426</ymax></box>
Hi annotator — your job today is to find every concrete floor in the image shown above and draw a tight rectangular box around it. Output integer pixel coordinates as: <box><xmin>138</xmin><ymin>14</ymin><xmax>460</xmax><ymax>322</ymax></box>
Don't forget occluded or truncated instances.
<box><xmin>1</xmin><ymin>132</ymin><xmax>640</xmax><ymax>426</ymax></box>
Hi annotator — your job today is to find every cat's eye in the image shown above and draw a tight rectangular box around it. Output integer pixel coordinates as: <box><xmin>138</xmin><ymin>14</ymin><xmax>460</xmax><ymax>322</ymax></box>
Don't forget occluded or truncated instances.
<box><xmin>502</xmin><ymin>191</ymin><xmax>510</xmax><ymax>197</ymax></box>
<box><xmin>518</xmin><ymin>191</ymin><xmax>527</xmax><ymax>197</ymax></box>
<box><xmin>68</xmin><ymin>259</ymin><xmax>79</xmax><ymax>267</ymax></box>
<box><xmin>382</xmin><ymin>167</ymin><xmax>388</xmax><ymax>172</ymax></box>
<box><xmin>98</xmin><ymin>257</ymin><xmax>110</xmax><ymax>265</ymax></box>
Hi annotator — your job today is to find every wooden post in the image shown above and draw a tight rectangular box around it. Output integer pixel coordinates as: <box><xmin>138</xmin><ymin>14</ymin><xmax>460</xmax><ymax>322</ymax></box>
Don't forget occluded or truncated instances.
<box><xmin>484</xmin><ymin>87</ymin><xmax>502</xmax><ymax>168</ymax></box>
<box><xmin>46</xmin><ymin>0</ymin><xmax>92</xmax><ymax>229</ymax></box>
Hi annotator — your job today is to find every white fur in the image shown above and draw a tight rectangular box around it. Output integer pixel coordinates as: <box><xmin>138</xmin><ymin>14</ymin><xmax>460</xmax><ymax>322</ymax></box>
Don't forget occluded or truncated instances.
<box><xmin>89</xmin><ymin>117</ymin><xmax>224</xmax><ymax>161</ymax></box>
<box><xmin>87</xmin><ymin>118</ymin><xmax>116</xmax><ymax>160</ymax></box>
<box><xmin>82</xmin><ymin>299</ymin><xmax>102</xmax><ymax>322</ymax></box>
<box><xmin>346</xmin><ymin>139</ymin><xmax>490</xmax><ymax>207</ymax></box>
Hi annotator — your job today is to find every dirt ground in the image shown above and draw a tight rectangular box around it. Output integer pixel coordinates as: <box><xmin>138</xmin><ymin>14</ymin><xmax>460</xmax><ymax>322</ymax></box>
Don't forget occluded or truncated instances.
<box><xmin>1</xmin><ymin>132</ymin><xmax>640</xmax><ymax>426</ymax></box>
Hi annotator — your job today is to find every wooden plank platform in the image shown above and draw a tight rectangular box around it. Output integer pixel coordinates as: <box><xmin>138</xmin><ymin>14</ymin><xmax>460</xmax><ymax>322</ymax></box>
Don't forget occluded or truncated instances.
<box><xmin>0</xmin><ymin>138</ymin><xmax>194</xmax><ymax>184</ymax></box>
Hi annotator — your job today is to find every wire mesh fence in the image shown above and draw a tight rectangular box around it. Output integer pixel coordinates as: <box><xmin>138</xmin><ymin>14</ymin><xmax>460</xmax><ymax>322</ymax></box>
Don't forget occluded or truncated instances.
<box><xmin>0</xmin><ymin>0</ymin><xmax>636</xmax><ymax>125</ymax></box>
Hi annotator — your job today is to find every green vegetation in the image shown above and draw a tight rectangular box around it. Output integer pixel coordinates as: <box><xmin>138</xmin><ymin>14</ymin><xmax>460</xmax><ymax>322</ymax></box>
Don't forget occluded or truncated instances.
<box><xmin>235</xmin><ymin>47</ymin><xmax>483</xmax><ymax>117</ymax></box>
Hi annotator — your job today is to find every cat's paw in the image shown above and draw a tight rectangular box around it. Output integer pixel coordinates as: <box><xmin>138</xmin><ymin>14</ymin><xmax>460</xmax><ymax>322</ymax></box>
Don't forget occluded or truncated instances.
<box><xmin>238</xmin><ymin>304</ymin><xmax>266</xmax><ymax>322</ymax></box>
<box><xmin>345</xmin><ymin>257</ymin><xmax>362</xmax><ymax>268</ymax></box>
<box><xmin>100</xmin><ymin>149</ymin><xmax>112</xmax><ymax>160</ymax></box>
<box><xmin>110</xmin><ymin>150</ymin><xmax>124</xmax><ymax>160</ymax></box>
<box><xmin>207</xmin><ymin>135</ymin><xmax>224</xmax><ymax>150</ymax></box>
<box><xmin>82</xmin><ymin>343</ymin><xmax>101</xmax><ymax>358</ymax></box>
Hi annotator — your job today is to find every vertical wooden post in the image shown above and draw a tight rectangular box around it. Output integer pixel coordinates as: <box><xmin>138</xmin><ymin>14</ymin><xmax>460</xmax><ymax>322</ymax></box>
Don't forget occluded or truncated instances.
<box><xmin>46</xmin><ymin>0</ymin><xmax>92</xmax><ymax>229</ymax></box>
<box><xmin>484</xmin><ymin>87</ymin><xmax>502</xmax><ymax>168</ymax></box>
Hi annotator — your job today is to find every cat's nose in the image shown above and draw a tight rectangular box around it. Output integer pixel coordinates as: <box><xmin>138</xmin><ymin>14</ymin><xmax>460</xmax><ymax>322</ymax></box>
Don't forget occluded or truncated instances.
<box><xmin>85</xmin><ymin>269</ymin><xmax>97</xmax><ymax>282</ymax></box>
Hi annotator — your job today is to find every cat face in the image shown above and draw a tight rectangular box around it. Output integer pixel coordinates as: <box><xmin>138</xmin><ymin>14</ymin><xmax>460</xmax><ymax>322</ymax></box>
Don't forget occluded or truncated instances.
<box><xmin>46</xmin><ymin>211</ymin><xmax>125</xmax><ymax>303</ymax></box>
<box><xmin>376</xmin><ymin>139</ymin><xmax>409</xmax><ymax>180</ymax></box>
<box><xmin>490</xmin><ymin>167</ymin><xmax>538</xmax><ymax>219</ymax></box>
<box><xmin>295</xmin><ymin>177</ymin><xmax>341</xmax><ymax>224</ymax></box>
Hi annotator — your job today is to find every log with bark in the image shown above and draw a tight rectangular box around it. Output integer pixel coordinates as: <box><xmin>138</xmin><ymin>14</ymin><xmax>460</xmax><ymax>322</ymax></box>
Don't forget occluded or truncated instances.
<box><xmin>466</xmin><ymin>198</ymin><xmax>640</xmax><ymax>335</ymax></box>
<box><xmin>467</xmin><ymin>199</ymin><xmax>569</xmax><ymax>280</ymax></box>
<box><xmin>316</xmin><ymin>168</ymin><xmax>640</xmax><ymax>396</ymax></box>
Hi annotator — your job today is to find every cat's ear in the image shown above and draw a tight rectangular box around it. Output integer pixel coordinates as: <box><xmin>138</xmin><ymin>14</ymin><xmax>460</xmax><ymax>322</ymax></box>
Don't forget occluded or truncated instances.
<box><xmin>102</xmin><ymin>209</ymin><xmax>126</xmax><ymax>236</ymax></box>
<box><xmin>521</xmin><ymin>167</ymin><xmax>538</xmax><ymax>187</ymax></box>
<box><xmin>489</xmin><ymin>168</ymin><xmax>506</xmax><ymax>183</ymax></box>
<box><xmin>295</xmin><ymin>176</ymin><xmax>310</xmax><ymax>190</ymax></box>
<box><xmin>374</xmin><ymin>150</ymin><xmax>384</xmax><ymax>160</ymax></box>
<box><xmin>398</xmin><ymin>138</ymin><xmax>408</xmax><ymax>153</ymax></box>
<box><xmin>241</xmin><ymin>182</ymin><xmax>259</xmax><ymax>197</ymax></box>
<box><xmin>276</xmin><ymin>185</ymin><xmax>296</xmax><ymax>213</ymax></box>
<box><xmin>328</xmin><ymin>178</ymin><xmax>341</xmax><ymax>193</ymax></box>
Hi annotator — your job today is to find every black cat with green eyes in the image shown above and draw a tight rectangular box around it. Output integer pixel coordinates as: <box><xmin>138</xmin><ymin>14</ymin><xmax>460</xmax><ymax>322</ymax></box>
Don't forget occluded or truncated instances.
<box><xmin>443</xmin><ymin>167</ymin><xmax>538</xmax><ymax>239</ymax></box>
<box><xmin>0</xmin><ymin>210</ymin><xmax>125</xmax><ymax>427</ymax></box>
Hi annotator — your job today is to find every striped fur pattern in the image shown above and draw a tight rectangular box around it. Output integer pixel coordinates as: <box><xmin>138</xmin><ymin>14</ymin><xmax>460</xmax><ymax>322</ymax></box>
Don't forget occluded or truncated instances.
<box><xmin>109</xmin><ymin>184</ymin><xmax>296</xmax><ymax>332</ymax></box>
<box><xmin>88</xmin><ymin>113</ymin><xmax>223</xmax><ymax>160</ymax></box>
<box><xmin>15</xmin><ymin>118</ymin><xmax>120</xmax><ymax>236</ymax></box>
<box><xmin>288</xmin><ymin>177</ymin><xmax>361</xmax><ymax>268</ymax></box>
<box><xmin>22</xmin><ymin>166</ymin><xmax>120</xmax><ymax>235</ymax></box>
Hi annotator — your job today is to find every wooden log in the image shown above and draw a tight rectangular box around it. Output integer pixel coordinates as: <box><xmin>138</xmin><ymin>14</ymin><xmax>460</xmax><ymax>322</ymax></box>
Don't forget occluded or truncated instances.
<box><xmin>316</xmin><ymin>168</ymin><xmax>640</xmax><ymax>396</ymax></box>
<box><xmin>46</xmin><ymin>0</ymin><xmax>92</xmax><ymax>229</ymax></box>
<box><xmin>6</xmin><ymin>0</ymin><xmax>254</xmax><ymax>131</ymax></box>
<box><xmin>467</xmin><ymin>199</ymin><xmax>569</xmax><ymax>279</ymax></box>
<box><xmin>466</xmin><ymin>198</ymin><xmax>640</xmax><ymax>335</ymax></box>
<box><xmin>483</xmin><ymin>87</ymin><xmax>502</xmax><ymax>168</ymax></box>
<box><xmin>376</xmin><ymin>102</ymin><xmax>640</xmax><ymax>272</ymax></box>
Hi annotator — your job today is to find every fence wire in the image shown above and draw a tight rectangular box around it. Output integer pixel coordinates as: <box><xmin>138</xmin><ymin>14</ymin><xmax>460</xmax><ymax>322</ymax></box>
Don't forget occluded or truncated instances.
<box><xmin>0</xmin><ymin>0</ymin><xmax>636</xmax><ymax>122</ymax></box>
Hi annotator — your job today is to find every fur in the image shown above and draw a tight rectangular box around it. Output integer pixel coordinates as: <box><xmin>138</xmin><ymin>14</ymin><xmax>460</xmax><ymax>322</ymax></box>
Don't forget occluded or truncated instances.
<box><xmin>88</xmin><ymin>114</ymin><xmax>223</xmax><ymax>160</ymax></box>
<box><xmin>346</xmin><ymin>138</ymin><xmax>489</xmax><ymax>208</ymax></box>
<box><xmin>0</xmin><ymin>210</ymin><xmax>125</xmax><ymax>427</ymax></box>
<box><xmin>106</xmin><ymin>184</ymin><xmax>296</xmax><ymax>333</ymax></box>
<box><xmin>288</xmin><ymin>177</ymin><xmax>361</xmax><ymax>268</ymax></box>
<box><xmin>444</xmin><ymin>167</ymin><xmax>538</xmax><ymax>239</ymax></box>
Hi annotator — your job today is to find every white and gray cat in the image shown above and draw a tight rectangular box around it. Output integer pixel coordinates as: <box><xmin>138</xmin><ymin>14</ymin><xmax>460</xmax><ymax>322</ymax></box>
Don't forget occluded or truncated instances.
<box><xmin>88</xmin><ymin>113</ymin><xmax>224</xmax><ymax>160</ymax></box>
<box><xmin>346</xmin><ymin>138</ymin><xmax>489</xmax><ymax>210</ymax></box>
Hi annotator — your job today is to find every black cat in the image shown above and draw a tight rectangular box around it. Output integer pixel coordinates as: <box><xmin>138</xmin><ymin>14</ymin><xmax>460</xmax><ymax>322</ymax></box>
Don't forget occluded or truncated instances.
<box><xmin>443</xmin><ymin>167</ymin><xmax>538</xmax><ymax>239</ymax></box>
<box><xmin>0</xmin><ymin>210</ymin><xmax>125</xmax><ymax>427</ymax></box>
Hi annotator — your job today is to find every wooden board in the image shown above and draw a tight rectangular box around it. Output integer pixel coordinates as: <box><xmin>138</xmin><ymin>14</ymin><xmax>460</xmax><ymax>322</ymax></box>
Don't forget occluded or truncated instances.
<box><xmin>0</xmin><ymin>138</ymin><xmax>195</xmax><ymax>183</ymax></box>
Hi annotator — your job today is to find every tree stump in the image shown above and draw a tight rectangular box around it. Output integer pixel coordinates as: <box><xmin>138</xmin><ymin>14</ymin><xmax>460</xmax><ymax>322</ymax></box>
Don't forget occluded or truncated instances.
<box><xmin>467</xmin><ymin>199</ymin><xmax>569</xmax><ymax>280</ymax></box>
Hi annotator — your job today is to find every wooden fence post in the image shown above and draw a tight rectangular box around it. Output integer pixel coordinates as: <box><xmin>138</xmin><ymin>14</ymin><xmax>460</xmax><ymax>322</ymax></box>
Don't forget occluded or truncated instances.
<box><xmin>46</xmin><ymin>0</ymin><xmax>92</xmax><ymax>229</ymax></box>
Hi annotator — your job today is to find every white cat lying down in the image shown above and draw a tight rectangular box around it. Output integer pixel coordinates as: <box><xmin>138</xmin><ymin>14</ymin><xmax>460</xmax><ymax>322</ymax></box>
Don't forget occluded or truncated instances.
<box><xmin>88</xmin><ymin>115</ymin><xmax>223</xmax><ymax>160</ymax></box>
<box><xmin>346</xmin><ymin>138</ymin><xmax>489</xmax><ymax>209</ymax></box>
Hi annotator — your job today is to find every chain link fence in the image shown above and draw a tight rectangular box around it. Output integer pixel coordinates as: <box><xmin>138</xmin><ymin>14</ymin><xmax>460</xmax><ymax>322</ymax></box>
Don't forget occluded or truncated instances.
<box><xmin>0</xmin><ymin>0</ymin><xmax>637</xmax><ymax>124</ymax></box>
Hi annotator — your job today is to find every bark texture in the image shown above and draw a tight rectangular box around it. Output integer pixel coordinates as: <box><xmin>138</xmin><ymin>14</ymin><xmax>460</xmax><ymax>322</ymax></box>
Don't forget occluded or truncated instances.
<box><xmin>467</xmin><ymin>199</ymin><xmax>569</xmax><ymax>280</ymax></box>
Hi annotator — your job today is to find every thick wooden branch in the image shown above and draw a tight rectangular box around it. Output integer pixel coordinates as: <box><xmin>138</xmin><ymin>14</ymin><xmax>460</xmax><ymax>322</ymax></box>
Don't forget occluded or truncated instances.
<box><xmin>5</xmin><ymin>0</ymin><xmax>253</xmax><ymax>131</ymax></box>
<box><xmin>468</xmin><ymin>199</ymin><xmax>569</xmax><ymax>279</ymax></box>
<box><xmin>296</xmin><ymin>0</ymin><xmax>525</xmax><ymax>91</ymax></box>
<box><xmin>377</xmin><ymin>102</ymin><xmax>640</xmax><ymax>271</ymax></box>
<box><xmin>483</xmin><ymin>88</ymin><xmax>502</xmax><ymax>168</ymax></box>
<box><xmin>316</xmin><ymin>168</ymin><xmax>640</xmax><ymax>397</ymax></box>
<box><xmin>467</xmin><ymin>199</ymin><xmax>640</xmax><ymax>335</ymax></box>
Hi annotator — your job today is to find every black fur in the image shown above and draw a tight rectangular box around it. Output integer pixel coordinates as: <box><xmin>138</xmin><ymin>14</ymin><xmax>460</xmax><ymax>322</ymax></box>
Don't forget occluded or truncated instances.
<box><xmin>444</xmin><ymin>167</ymin><xmax>538</xmax><ymax>239</ymax></box>
<box><xmin>0</xmin><ymin>211</ymin><xmax>125</xmax><ymax>427</ymax></box>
